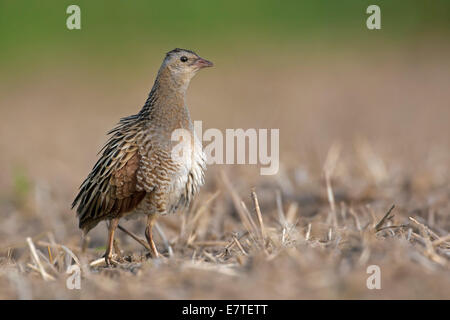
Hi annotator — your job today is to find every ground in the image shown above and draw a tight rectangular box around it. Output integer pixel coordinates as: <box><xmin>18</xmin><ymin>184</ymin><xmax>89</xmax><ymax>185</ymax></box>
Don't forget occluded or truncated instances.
<box><xmin>0</xmin><ymin>46</ymin><xmax>449</xmax><ymax>299</ymax></box>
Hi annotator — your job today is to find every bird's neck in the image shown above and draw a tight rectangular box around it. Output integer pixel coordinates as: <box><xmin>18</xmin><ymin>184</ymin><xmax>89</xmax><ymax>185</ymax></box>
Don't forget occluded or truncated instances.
<box><xmin>139</xmin><ymin>68</ymin><xmax>192</xmax><ymax>129</ymax></box>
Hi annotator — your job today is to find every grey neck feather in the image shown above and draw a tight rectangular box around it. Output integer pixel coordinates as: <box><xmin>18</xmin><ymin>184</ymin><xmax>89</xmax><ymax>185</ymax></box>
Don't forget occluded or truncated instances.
<box><xmin>139</xmin><ymin>66</ymin><xmax>190</xmax><ymax>121</ymax></box>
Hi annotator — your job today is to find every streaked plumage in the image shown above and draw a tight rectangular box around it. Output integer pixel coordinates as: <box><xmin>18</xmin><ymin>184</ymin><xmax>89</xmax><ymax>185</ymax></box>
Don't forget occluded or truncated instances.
<box><xmin>72</xmin><ymin>48</ymin><xmax>212</xmax><ymax>264</ymax></box>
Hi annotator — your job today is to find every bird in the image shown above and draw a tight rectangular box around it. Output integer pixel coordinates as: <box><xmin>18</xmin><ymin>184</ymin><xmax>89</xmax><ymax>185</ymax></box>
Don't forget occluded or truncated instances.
<box><xmin>72</xmin><ymin>48</ymin><xmax>212</xmax><ymax>265</ymax></box>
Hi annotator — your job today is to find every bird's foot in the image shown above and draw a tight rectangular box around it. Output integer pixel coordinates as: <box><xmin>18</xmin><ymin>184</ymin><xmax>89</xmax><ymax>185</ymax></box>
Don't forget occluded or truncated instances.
<box><xmin>104</xmin><ymin>254</ymin><xmax>119</xmax><ymax>267</ymax></box>
<box><xmin>145</xmin><ymin>249</ymin><xmax>169</xmax><ymax>263</ymax></box>
<box><xmin>150</xmin><ymin>246</ymin><xmax>160</xmax><ymax>259</ymax></box>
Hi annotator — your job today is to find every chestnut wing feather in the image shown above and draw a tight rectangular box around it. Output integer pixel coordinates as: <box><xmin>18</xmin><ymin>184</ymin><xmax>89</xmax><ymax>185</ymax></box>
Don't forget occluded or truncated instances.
<box><xmin>72</xmin><ymin>116</ymin><xmax>149</xmax><ymax>232</ymax></box>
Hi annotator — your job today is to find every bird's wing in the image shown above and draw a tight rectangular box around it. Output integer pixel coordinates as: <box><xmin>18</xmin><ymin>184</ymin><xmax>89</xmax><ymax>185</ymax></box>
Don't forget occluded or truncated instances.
<box><xmin>72</xmin><ymin>116</ymin><xmax>149</xmax><ymax>232</ymax></box>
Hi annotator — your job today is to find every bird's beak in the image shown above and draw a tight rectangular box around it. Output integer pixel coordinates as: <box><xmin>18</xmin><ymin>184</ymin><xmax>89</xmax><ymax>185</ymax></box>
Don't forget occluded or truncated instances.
<box><xmin>194</xmin><ymin>57</ymin><xmax>214</xmax><ymax>69</ymax></box>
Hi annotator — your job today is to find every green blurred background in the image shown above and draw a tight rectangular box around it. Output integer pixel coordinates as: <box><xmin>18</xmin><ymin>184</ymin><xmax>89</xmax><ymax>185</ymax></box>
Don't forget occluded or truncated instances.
<box><xmin>1</xmin><ymin>0</ymin><xmax>449</xmax><ymax>76</ymax></box>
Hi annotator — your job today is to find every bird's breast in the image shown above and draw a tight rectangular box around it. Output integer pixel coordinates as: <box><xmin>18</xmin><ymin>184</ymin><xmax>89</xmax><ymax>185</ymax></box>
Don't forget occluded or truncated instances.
<box><xmin>133</xmin><ymin>130</ymin><xmax>205</xmax><ymax>217</ymax></box>
<box><xmin>167</xmin><ymin>132</ymin><xmax>206</xmax><ymax>210</ymax></box>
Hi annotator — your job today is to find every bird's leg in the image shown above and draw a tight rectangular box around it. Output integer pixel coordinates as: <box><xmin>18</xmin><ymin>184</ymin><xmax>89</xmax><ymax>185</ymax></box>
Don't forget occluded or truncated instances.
<box><xmin>145</xmin><ymin>214</ymin><xmax>159</xmax><ymax>258</ymax></box>
<box><xmin>81</xmin><ymin>231</ymin><xmax>90</xmax><ymax>253</ymax></box>
<box><xmin>105</xmin><ymin>218</ymin><xmax>119</xmax><ymax>266</ymax></box>
<box><xmin>113</xmin><ymin>239</ymin><xmax>123</xmax><ymax>260</ymax></box>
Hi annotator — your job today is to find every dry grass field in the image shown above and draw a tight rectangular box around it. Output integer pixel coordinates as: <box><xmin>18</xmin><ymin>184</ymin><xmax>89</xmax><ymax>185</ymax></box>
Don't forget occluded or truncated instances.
<box><xmin>0</xmin><ymin>46</ymin><xmax>449</xmax><ymax>299</ymax></box>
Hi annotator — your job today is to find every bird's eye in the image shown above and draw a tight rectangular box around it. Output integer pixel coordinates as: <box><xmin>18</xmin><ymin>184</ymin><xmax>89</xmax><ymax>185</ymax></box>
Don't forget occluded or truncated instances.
<box><xmin>180</xmin><ymin>56</ymin><xmax>188</xmax><ymax>62</ymax></box>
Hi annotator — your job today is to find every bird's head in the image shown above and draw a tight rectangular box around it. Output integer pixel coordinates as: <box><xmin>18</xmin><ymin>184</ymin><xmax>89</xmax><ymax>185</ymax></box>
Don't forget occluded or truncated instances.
<box><xmin>159</xmin><ymin>48</ymin><xmax>213</xmax><ymax>88</ymax></box>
